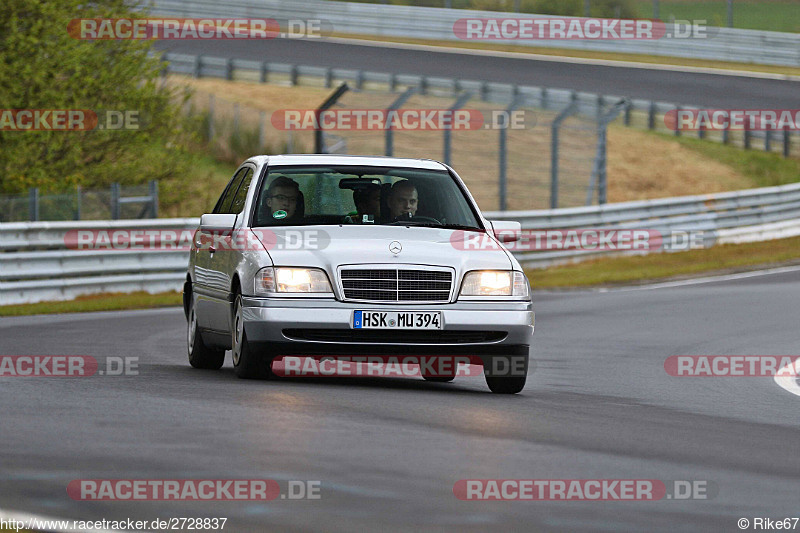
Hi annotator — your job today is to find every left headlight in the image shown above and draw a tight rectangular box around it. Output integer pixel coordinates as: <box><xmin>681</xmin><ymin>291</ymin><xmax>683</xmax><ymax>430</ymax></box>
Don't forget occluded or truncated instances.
<box><xmin>255</xmin><ymin>267</ymin><xmax>333</xmax><ymax>294</ymax></box>
<box><xmin>459</xmin><ymin>270</ymin><xmax>529</xmax><ymax>298</ymax></box>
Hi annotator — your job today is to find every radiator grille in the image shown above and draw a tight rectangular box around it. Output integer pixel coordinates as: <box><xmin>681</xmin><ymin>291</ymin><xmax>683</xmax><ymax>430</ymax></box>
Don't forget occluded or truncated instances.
<box><xmin>340</xmin><ymin>269</ymin><xmax>452</xmax><ymax>302</ymax></box>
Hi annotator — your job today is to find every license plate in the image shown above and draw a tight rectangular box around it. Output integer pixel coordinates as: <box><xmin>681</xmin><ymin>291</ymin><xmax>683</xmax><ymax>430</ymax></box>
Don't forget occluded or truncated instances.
<box><xmin>353</xmin><ymin>311</ymin><xmax>442</xmax><ymax>330</ymax></box>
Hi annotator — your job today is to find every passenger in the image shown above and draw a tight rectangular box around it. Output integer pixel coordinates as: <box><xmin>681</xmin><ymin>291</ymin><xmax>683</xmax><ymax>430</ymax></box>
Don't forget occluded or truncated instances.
<box><xmin>348</xmin><ymin>183</ymin><xmax>382</xmax><ymax>223</ymax></box>
<box><xmin>263</xmin><ymin>176</ymin><xmax>303</xmax><ymax>223</ymax></box>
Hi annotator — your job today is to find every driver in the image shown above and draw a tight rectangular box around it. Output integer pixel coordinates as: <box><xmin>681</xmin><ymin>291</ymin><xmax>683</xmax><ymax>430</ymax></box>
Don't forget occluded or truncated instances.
<box><xmin>387</xmin><ymin>180</ymin><xmax>418</xmax><ymax>220</ymax></box>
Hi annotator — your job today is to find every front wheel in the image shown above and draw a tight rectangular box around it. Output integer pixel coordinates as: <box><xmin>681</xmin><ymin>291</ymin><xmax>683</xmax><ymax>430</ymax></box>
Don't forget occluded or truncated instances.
<box><xmin>232</xmin><ymin>295</ymin><xmax>273</xmax><ymax>379</ymax></box>
<box><xmin>187</xmin><ymin>292</ymin><xmax>225</xmax><ymax>370</ymax></box>
<box><xmin>484</xmin><ymin>354</ymin><xmax>528</xmax><ymax>394</ymax></box>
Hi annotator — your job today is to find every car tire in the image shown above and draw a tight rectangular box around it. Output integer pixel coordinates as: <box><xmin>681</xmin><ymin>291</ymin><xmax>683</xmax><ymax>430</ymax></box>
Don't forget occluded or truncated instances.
<box><xmin>484</xmin><ymin>354</ymin><xmax>528</xmax><ymax>394</ymax></box>
<box><xmin>232</xmin><ymin>294</ymin><xmax>273</xmax><ymax>379</ymax></box>
<box><xmin>187</xmin><ymin>292</ymin><xmax>225</xmax><ymax>370</ymax></box>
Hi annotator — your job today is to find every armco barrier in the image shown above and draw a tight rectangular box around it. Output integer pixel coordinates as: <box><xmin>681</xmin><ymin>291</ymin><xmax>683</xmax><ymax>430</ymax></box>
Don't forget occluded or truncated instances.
<box><xmin>0</xmin><ymin>219</ymin><xmax>198</xmax><ymax>305</ymax></box>
<box><xmin>1</xmin><ymin>183</ymin><xmax>799</xmax><ymax>304</ymax></box>
<box><xmin>149</xmin><ymin>0</ymin><xmax>800</xmax><ymax>67</ymax></box>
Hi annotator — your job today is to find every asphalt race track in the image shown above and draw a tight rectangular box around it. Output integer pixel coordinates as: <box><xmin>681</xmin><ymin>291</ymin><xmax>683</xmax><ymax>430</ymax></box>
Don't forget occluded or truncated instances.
<box><xmin>154</xmin><ymin>38</ymin><xmax>800</xmax><ymax>109</ymax></box>
<box><xmin>1</xmin><ymin>270</ymin><xmax>798</xmax><ymax>532</ymax></box>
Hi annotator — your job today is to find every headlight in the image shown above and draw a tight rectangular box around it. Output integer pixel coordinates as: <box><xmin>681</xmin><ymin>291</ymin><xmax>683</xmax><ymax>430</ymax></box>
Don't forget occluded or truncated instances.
<box><xmin>459</xmin><ymin>270</ymin><xmax>529</xmax><ymax>298</ymax></box>
<box><xmin>255</xmin><ymin>267</ymin><xmax>332</xmax><ymax>294</ymax></box>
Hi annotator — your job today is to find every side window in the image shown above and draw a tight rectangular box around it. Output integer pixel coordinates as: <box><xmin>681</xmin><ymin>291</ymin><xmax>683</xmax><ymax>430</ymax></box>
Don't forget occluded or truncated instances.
<box><xmin>213</xmin><ymin>167</ymin><xmax>247</xmax><ymax>214</ymax></box>
<box><xmin>229</xmin><ymin>168</ymin><xmax>254</xmax><ymax>215</ymax></box>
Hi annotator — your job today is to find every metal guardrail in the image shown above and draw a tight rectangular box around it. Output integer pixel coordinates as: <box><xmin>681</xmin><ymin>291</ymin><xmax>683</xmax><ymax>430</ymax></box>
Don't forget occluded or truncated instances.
<box><xmin>150</xmin><ymin>0</ymin><xmax>800</xmax><ymax>67</ymax></box>
<box><xmin>2</xmin><ymin>184</ymin><xmax>799</xmax><ymax>304</ymax></box>
<box><xmin>0</xmin><ymin>219</ymin><xmax>197</xmax><ymax>305</ymax></box>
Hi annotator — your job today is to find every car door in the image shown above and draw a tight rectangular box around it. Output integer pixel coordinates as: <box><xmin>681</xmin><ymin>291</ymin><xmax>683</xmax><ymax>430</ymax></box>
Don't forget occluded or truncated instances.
<box><xmin>195</xmin><ymin>166</ymin><xmax>250</xmax><ymax>332</ymax></box>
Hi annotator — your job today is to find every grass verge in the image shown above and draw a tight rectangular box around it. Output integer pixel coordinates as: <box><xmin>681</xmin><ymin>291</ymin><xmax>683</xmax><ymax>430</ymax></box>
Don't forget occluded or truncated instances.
<box><xmin>528</xmin><ymin>235</ymin><xmax>800</xmax><ymax>288</ymax></box>
<box><xmin>0</xmin><ymin>291</ymin><xmax>182</xmax><ymax>317</ymax></box>
<box><xmin>654</xmin><ymin>132</ymin><xmax>800</xmax><ymax>188</ymax></box>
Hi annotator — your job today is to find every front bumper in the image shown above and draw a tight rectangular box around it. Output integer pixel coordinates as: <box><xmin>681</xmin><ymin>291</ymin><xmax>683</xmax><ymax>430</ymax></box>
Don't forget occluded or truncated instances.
<box><xmin>241</xmin><ymin>296</ymin><xmax>533</xmax><ymax>359</ymax></box>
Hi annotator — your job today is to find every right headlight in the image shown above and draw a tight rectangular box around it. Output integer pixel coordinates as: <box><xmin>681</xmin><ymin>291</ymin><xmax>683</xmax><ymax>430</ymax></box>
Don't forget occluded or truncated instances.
<box><xmin>254</xmin><ymin>267</ymin><xmax>333</xmax><ymax>294</ymax></box>
<box><xmin>459</xmin><ymin>270</ymin><xmax>529</xmax><ymax>298</ymax></box>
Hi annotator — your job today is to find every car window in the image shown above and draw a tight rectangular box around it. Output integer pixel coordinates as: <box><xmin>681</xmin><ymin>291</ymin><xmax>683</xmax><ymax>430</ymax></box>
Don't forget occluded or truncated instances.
<box><xmin>212</xmin><ymin>167</ymin><xmax>248</xmax><ymax>214</ymax></box>
<box><xmin>252</xmin><ymin>165</ymin><xmax>482</xmax><ymax>229</ymax></box>
<box><xmin>228</xmin><ymin>168</ymin><xmax>254</xmax><ymax>215</ymax></box>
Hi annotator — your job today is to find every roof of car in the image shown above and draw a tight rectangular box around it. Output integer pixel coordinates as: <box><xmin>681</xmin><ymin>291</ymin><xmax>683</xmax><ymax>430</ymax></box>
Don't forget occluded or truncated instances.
<box><xmin>246</xmin><ymin>154</ymin><xmax>449</xmax><ymax>170</ymax></box>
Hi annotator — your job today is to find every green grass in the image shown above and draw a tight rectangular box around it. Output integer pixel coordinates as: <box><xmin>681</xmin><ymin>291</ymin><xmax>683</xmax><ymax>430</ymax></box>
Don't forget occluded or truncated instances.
<box><xmin>635</xmin><ymin>1</ymin><xmax>800</xmax><ymax>33</ymax></box>
<box><xmin>655</xmin><ymin>132</ymin><xmax>800</xmax><ymax>188</ymax></box>
<box><xmin>0</xmin><ymin>291</ymin><xmax>182</xmax><ymax>317</ymax></box>
<box><xmin>528</xmin><ymin>235</ymin><xmax>800</xmax><ymax>288</ymax></box>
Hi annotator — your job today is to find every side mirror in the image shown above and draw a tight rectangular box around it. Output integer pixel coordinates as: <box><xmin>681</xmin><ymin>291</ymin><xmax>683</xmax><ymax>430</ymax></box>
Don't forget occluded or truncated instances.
<box><xmin>200</xmin><ymin>213</ymin><xmax>237</xmax><ymax>232</ymax></box>
<box><xmin>489</xmin><ymin>220</ymin><xmax>521</xmax><ymax>243</ymax></box>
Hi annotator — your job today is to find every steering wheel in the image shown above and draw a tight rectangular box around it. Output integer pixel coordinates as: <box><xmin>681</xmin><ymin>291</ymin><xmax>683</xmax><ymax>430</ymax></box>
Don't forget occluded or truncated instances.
<box><xmin>390</xmin><ymin>215</ymin><xmax>442</xmax><ymax>225</ymax></box>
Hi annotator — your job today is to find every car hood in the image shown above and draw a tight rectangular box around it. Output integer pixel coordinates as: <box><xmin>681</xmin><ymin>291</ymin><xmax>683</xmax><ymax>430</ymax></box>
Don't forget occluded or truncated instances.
<box><xmin>254</xmin><ymin>225</ymin><xmax>514</xmax><ymax>274</ymax></box>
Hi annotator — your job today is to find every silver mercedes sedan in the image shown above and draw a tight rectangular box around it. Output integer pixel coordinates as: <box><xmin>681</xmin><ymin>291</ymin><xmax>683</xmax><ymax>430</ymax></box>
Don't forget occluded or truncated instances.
<box><xmin>184</xmin><ymin>155</ymin><xmax>534</xmax><ymax>393</ymax></box>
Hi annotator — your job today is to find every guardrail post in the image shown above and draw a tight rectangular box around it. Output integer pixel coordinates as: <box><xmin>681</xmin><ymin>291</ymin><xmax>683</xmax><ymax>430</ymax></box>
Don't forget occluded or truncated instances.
<box><xmin>149</xmin><ymin>180</ymin><xmax>159</xmax><ymax>218</ymax></box>
<box><xmin>355</xmin><ymin>70</ymin><xmax>365</xmax><ymax>91</ymax></box>
<box><xmin>499</xmin><ymin>95</ymin><xmax>525</xmax><ymax>211</ymax></box>
<box><xmin>550</xmin><ymin>97</ymin><xmax>580</xmax><ymax>209</ymax></box>
<box><xmin>111</xmin><ymin>183</ymin><xmax>120</xmax><ymax>220</ymax></box>
<box><xmin>29</xmin><ymin>188</ymin><xmax>39</xmax><ymax>222</ymax></box>
<box><xmin>698</xmin><ymin>116</ymin><xmax>706</xmax><ymax>139</ymax></box>
<box><xmin>419</xmin><ymin>76</ymin><xmax>427</xmax><ymax>95</ymax></box>
<box><xmin>541</xmin><ymin>87</ymin><xmax>548</xmax><ymax>110</ymax></box>
<box><xmin>722</xmin><ymin>113</ymin><xmax>730</xmax><ymax>144</ymax></box>
<box><xmin>385</xmin><ymin>86</ymin><xmax>418</xmax><ymax>157</ymax></box>
<box><xmin>764</xmin><ymin>130</ymin><xmax>772</xmax><ymax>152</ymax></box>
<box><xmin>648</xmin><ymin>101</ymin><xmax>656</xmax><ymax>130</ymax></box>
<box><xmin>259</xmin><ymin>61</ymin><xmax>268</xmax><ymax>83</ymax></box>
<box><xmin>259</xmin><ymin>110</ymin><xmax>266</xmax><ymax>150</ymax></box>
<box><xmin>225</xmin><ymin>58</ymin><xmax>234</xmax><ymax>80</ymax></box>
<box><xmin>783</xmin><ymin>129</ymin><xmax>791</xmax><ymax>158</ymax></box>
<box><xmin>290</xmin><ymin>65</ymin><xmax>298</xmax><ymax>86</ymax></box>
<box><xmin>208</xmin><ymin>95</ymin><xmax>215</xmax><ymax>140</ymax></box>
<box><xmin>480</xmin><ymin>82</ymin><xmax>489</xmax><ymax>102</ymax></box>
<box><xmin>744</xmin><ymin>126</ymin><xmax>752</xmax><ymax>150</ymax></box>
<box><xmin>624</xmin><ymin>100</ymin><xmax>632</xmax><ymax>126</ymax></box>
<box><xmin>443</xmin><ymin>92</ymin><xmax>473</xmax><ymax>166</ymax></box>
<box><xmin>389</xmin><ymin>73</ymin><xmax>397</xmax><ymax>93</ymax></box>
<box><xmin>315</xmin><ymin>83</ymin><xmax>349</xmax><ymax>154</ymax></box>
<box><xmin>193</xmin><ymin>55</ymin><xmax>202</xmax><ymax>78</ymax></box>
<box><xmin>324</xmin><ymin>68</ymin><xmax>333</xmax><ymax>88</ymax></box>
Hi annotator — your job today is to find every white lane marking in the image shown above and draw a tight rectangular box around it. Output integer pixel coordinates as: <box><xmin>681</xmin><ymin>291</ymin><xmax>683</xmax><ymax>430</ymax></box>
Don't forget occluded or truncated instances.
<box><xmin>322</xmin><ymin>36</ymin><xmax>800</xmax><ymax>81</ymax></box>
<box><xmin>593</xmin><ymin>265</ymin><xmax>800</xmax><ymax>293</ymax></box>
<box><xmin>0</xmin><ymin>507</ymin><xmax>141</xmax><ymax>533</ymax></box>
<box><xmin>774</xmin><ymin>358</ymin><xmax>800</xmax><ymax>398</ymax></box>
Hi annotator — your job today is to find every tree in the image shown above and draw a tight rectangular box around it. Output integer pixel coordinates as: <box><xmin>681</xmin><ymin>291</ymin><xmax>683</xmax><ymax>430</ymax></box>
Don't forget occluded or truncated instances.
<box><xmin>0</xmin><ymin>0</ymin><xmax>192</xmax><ymax>193</ymax></box>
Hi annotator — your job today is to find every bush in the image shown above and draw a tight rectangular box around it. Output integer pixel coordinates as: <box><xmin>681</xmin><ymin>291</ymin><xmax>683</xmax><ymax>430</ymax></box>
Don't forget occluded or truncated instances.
<box><xmin>0</xmin><ymin>0</ymin><xmax>195</xmax><ymax>194</ymax></box>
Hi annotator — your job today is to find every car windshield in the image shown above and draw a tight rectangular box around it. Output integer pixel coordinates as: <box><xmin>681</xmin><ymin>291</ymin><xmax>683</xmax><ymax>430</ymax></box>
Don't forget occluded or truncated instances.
<box><xmin>252</xmin><ymin>165</ymin><xmax>483</xmax><ymax>229</ymax></box>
